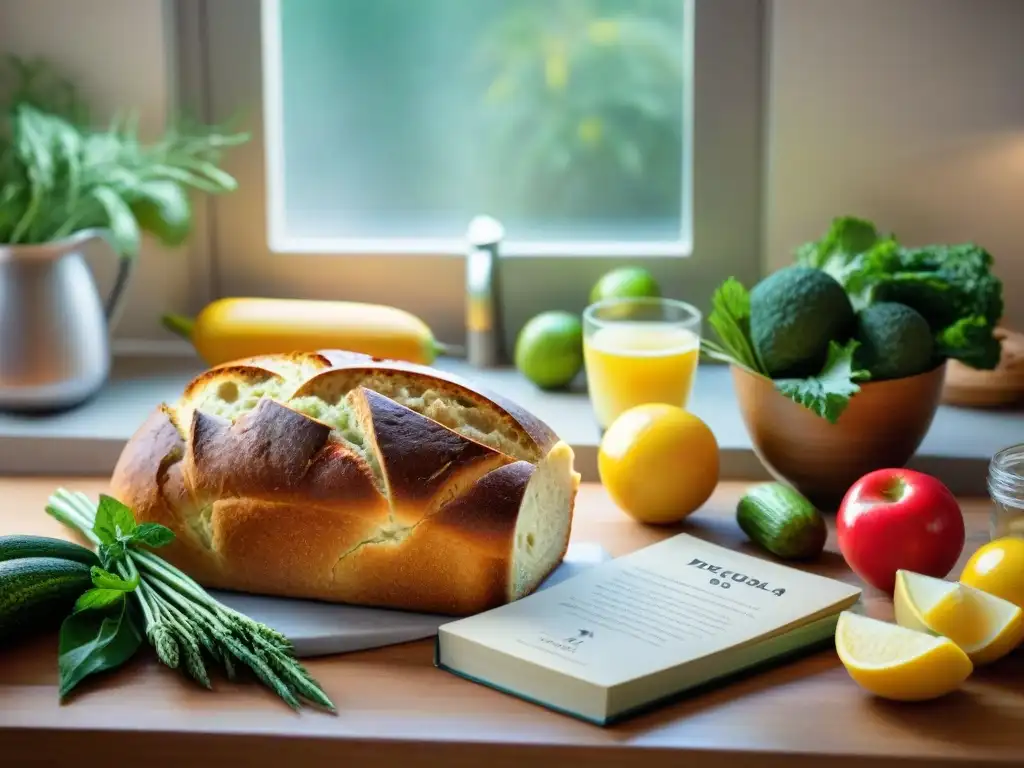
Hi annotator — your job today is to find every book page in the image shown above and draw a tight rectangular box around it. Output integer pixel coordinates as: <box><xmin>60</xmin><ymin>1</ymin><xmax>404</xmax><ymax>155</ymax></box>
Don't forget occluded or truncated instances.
<box><xmin>440</xmin><ymin>533</ymin><xmax>861</xmax><ymax>686</ymax></box>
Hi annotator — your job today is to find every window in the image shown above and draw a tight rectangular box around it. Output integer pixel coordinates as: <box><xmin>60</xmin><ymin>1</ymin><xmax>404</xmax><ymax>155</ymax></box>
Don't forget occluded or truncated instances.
<box><xmin>265</xmin><ymin>0</ymin><xmax>691</xmax><ymax>256</ymax></box>
<box><xmin>194</xmin><ymin>0</ymin><xmax>764</xmax><ymax>350</ymax></box>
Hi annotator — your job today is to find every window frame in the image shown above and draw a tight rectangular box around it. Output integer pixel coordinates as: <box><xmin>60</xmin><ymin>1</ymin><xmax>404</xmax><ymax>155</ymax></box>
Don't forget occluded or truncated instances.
<box><xmin>182</xmin><ymin>0</ymin><xmax>766</xmax><ymax>355</ymax></box>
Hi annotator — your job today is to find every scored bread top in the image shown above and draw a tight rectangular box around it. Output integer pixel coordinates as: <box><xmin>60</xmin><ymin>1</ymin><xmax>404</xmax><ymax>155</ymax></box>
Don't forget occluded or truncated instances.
<box><xmin>172</xmin><ymin>349</ymin><xmax>557</xmax><ymax>465</ymax></box>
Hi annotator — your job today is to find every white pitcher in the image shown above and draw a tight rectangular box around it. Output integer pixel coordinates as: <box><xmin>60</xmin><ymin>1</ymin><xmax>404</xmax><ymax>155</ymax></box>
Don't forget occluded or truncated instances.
<box><xmin>0</xmin><ymin>229</ymin><xmax>134</xmax><ymax>412</ymax></box>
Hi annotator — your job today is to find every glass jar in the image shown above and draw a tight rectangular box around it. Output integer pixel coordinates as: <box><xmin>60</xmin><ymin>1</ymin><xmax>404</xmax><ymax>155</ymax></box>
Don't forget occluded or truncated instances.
<box><xmin>988</xmin><ymin>444</ymin><xmax>1024</xmax><ymax>540</ymax></box>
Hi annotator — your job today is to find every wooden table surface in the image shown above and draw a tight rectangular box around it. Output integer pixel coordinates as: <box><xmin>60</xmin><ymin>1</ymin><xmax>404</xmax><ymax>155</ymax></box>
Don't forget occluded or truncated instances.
<box><xmin>0</xmin><ymin>476</ymin><xmax>1021</xmax><ymax>768</ymax></box>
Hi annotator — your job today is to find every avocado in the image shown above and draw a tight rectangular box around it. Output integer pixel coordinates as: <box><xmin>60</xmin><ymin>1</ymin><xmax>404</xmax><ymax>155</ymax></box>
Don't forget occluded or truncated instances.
<box><xmin>749</xmin><ymin>265</ymin><xmax>855</xmax><ymax>377</ymax></box>
<box><xmin>853</xmin><ymin>302</ymin><xmax>935</xmax><ymax>380</ymax></box>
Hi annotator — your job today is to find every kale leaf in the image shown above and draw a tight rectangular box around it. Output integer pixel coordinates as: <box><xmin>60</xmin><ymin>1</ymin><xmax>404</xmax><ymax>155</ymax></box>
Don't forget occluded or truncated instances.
<box><xmin>795</xmin><ymin>217</ymin><xmax>1003</xmax><ymax>370</ymax></box>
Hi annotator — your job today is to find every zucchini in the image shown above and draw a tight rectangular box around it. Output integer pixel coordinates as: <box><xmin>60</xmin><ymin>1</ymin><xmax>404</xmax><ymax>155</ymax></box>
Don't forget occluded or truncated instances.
<box><xmin>0</xmin><ymin>557</ymin><xmax>93</xmax><ymax>643</ymax></box>
<box><xmin>0</xmin><ymin>534</ymin><xmax>99</xmax><ymax>567</ymax></box>
<box><xmin>736</xmin><ymin>483</ymin><xmax>828</xmax><ymax>560</ymax></box>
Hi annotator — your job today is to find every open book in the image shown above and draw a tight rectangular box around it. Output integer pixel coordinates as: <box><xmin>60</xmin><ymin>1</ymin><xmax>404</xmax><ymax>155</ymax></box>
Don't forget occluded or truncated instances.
<box><xmin>435</xmin><ymin>533</ymin><xmax>862</xmax><ymax>725</ymax></box>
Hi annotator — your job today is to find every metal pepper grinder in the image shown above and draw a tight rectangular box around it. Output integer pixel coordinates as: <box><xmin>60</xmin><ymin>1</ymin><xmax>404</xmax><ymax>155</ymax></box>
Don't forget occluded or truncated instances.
<box><xmin>464</xmin><ymin>215</ymin><xmax>505</xmax><ymax>368</ymax></box>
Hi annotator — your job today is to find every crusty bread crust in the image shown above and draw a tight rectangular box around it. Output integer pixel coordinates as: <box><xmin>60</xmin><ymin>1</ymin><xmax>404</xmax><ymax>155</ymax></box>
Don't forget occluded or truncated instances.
<box><xmin>110</xmin><ymin>350</ymin><xmax>579</xmax><ymax>615</ymax></box>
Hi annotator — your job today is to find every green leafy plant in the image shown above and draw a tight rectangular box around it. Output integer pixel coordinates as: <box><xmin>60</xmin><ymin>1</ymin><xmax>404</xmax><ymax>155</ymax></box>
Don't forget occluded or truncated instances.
<box><xmin>74</xmin><ymin>564</ymin><xmax>140</xmax><ymax>612</ymax></box>
<box><xmin>58</xmin><ymin>587</ymin><xmax>142</xmax><ymax>699</ymax></box>
<box><xmin>46</xmin><ymin>490</ymin><xmax>334</xmax><ymax>712</ymax></box>
<box><xmin>700</xmin><ymin>277</ymin><xmax>764</xmax><ymax>374</ymax></box>
<box><xmin>0</xmin><ymin>56</ymin><xmax>248</xmax><ymax>256</ymax></box>
<box><xmin>703</xmin><ymin>215</ymin><xmax>1004</xmax><ymax>424</ymax></box>
<box><xmin>772</xmin><ymin>341</ymin><xmax>870</xmax><ymax>422</ymax></box>
<box><xmin>796</xmin><ymin>217</ymin><xmax>1004</xmax><ymax>370</ymax></box>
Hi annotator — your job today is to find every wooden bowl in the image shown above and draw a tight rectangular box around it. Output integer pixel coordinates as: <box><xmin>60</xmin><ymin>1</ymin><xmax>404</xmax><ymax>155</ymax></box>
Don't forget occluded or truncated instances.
<box><xmin>731</xmin><ymin>363</ymin><xmax>947</xmax><ymax>510</ymax></box>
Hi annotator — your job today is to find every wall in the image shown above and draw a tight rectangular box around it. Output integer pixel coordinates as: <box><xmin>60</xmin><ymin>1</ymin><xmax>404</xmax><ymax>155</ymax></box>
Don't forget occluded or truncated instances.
<box><xmin>0</xmin><ymin>0</ymin><xmax>203</xmax><ymax>350</ymax></box>
<box><xmin>764</xmin><ymin>0</ymin><xmax>1024</xmax><ymax>327</ymax></box>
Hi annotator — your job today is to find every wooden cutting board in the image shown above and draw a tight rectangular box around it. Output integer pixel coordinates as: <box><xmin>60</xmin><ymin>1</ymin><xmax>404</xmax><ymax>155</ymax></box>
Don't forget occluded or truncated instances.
<box><xmin>942</xmin><ymin>326</ymin><xmax>1024</xmax><ymax>407</ymax></box>
<box><xmin>210</xmin><ymin>542</ymin><xmax>612</xmax><ymax>657</ymax></box>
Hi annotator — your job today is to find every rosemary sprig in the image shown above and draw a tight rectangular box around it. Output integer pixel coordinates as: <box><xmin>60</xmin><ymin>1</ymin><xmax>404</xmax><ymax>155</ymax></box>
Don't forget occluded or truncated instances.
<box><xmin>46</xmin><ymin>488</ymin><xmax>335</xmax><ymax>713</ymax></box>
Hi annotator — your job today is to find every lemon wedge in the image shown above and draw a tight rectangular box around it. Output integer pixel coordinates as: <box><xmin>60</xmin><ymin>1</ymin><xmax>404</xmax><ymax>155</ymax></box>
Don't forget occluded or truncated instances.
<box><xmin>893</xmin><ymin>569</ymin><xmax>1024</xmax><ymax>665</ymax></box>
<box><xmin>835</xmin><ymin>610</ymin><xmax>972</xmax><ymax>701</ymax></box>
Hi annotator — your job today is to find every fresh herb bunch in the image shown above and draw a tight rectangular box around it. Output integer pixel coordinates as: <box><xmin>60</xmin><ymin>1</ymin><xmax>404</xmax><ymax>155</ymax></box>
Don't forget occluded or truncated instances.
<box><xmin>0</xmin><ymin>55</ymin><xmax>248</xmax><ymax>256</ymax></box>
<box><xmin>46</xmin><ymin>488</ymin><xmax>335</xmax><ymax>712</ymax></box>
<box><xmin>702</xmin><ymin>215</ymin><xmax>1003</xmax><ymax>424</ymax></box>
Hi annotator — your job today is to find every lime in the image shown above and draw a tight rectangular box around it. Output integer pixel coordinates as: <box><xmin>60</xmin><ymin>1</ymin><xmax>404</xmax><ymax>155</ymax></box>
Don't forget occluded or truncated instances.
<box><xmin>589</xmin><ymin>267</ymin><xmax>661</xmax><ymax>305</ymax></box>
<box><xmin>514</xmin><ymin>311</ymin><xmax>584</xmax><ymax>389</ymax></box>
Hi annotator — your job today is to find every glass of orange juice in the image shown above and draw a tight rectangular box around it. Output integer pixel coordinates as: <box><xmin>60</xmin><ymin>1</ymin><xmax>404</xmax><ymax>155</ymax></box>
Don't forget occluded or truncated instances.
<box><xmin>582</xmin><ymin>297</ymin><xmax>702</xmax><ymax>431</ymax></box>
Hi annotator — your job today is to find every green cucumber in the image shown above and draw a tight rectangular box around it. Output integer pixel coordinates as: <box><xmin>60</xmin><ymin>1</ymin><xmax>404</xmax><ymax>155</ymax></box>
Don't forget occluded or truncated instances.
<box><xmin>0</xmin><ymin>534</ymin><xmax>99</xmax><ymax>567</ymax></box>
<box><xmin>736</xmin><ymin>483</ymin><xmax>827</xmax><ymax>560</ymax></box>
<box><xmin>0</xmin><ymin>556</ymin><xmax>94</xmax><ymax>643</ymax></box>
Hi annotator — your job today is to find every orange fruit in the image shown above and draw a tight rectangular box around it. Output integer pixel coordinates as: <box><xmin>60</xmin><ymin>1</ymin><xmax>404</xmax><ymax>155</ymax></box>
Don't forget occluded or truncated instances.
<box><xmin>598</xmin><ymin>403</ymin><xmax>719</xmax><ymax>524</ymax></box>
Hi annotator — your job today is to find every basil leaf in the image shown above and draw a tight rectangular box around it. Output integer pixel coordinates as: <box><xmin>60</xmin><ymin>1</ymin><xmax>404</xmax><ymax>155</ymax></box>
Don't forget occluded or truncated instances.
<box><xmin>74</xmin><ymin>588</ymin><xmax>126</xmax><ymax>613</ymax></box>
<box><xmin>98</xmin><ymin>540</ymin><xmax>127</xmax><ymax>569</ymax></box>
<box><xmin>131</xmin><ymin>522</ymin><xmax>175</xmax><ymax>549</ymax></box>
<box><xmin>91</xmin><ymin>184</ymin><xmax>142</xmax><ymax>258</ymax></box>
<box><xmin>90</xmin><ymin>566</ymin><xmax>138</xmax><ymax>592</ymax></box>
<box><xmin>93</xmin><ymin>494</ymin><xmax>136</xmax><ymax>545</ymax></box>
<box><xmin>58</xmin><ymin>596</ymin><xmax>142</xmax><ymax>699</ymax></box>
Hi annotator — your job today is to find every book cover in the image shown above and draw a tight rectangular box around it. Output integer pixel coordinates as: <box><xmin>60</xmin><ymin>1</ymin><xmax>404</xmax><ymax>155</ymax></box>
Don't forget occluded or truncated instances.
<box><xmin>435</xmin><ymin>533</ymin><xmax>862</xmax><ymax>724</ymax></box>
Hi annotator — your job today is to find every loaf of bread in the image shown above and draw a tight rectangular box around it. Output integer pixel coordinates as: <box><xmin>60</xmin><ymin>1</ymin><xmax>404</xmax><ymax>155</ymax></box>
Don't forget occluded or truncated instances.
<box><xmin>110</xmin><ymin>350</ymin><xmax>581</xmax><ymax>615</ymax></box>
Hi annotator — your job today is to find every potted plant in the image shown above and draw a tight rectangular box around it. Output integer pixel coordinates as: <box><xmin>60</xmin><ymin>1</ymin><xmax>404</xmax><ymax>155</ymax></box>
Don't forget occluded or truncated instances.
<box><xmin>702</xmin><ymin>216</ymin><xmax>1004</xmax><ymax>508</ymax></box>
<box><xmin>0</xmin><ymin>56</ymin><xmax>248</xmax><ymax>412</ymax></box>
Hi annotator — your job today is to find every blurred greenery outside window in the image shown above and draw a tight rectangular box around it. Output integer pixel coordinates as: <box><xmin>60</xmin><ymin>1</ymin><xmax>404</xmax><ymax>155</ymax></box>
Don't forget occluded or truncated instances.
<box><xmin>274</xmin><ymin>0</ymin><xmax>690</xmax><ymax>251</ymax></box>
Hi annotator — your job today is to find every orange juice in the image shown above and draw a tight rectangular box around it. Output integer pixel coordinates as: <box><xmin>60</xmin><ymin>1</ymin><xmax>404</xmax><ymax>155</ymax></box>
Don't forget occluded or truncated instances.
<box><xmin>583</xmin><ymin>321</ymin><xmax>701</xmax><ymax>430</ymax></box>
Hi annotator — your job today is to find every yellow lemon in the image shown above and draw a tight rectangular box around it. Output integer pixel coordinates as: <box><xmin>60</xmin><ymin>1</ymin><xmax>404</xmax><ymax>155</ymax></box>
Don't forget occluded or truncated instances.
<box><xmin>893</xmin><ymin>569</ymin><xmax>1024</xmax><ymax>665</ymax></box>
<box><xmin>960</xmin><ymin>537</ymin><xmax>1024</xmax><ymax>610</ymax></box>
<box><xmin>598</xmin><ymin>403</ymin><xmax>719</xmax><ymax>524</ymax></box>
<box><xmin>835</xmin><ymin>610</ymin><xmax>973</xmax><ymax>701</ymax></box>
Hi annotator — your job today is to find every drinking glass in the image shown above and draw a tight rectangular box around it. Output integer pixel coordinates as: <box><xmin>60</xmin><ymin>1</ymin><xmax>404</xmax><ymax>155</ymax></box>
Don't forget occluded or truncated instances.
<box><xmin>582</xmin><ymin>297</ymin><xmax>702</xmax><ymax>432</ymax></box>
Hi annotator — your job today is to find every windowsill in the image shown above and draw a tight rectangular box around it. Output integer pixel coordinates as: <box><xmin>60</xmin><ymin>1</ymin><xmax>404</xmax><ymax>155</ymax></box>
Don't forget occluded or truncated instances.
<box><xmin>0</xmin><ymin>354</ymin><xmax>1014</xmax><ymax>497</ymax></box>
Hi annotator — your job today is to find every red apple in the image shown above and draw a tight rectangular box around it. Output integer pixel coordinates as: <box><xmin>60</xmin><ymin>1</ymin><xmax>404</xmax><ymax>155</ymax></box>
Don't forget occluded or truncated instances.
<box><xmin>836</xmin><ymin>468</ymin><xmax>965</xmax><ymax>594</ymax></box>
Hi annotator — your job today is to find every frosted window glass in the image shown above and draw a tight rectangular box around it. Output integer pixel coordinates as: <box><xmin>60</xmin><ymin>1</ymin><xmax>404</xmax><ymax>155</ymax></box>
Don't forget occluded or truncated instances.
<box><xmin>272</xmin><ymin>0</ymin><xmax>689</xmax><ymax>245</ymax></box>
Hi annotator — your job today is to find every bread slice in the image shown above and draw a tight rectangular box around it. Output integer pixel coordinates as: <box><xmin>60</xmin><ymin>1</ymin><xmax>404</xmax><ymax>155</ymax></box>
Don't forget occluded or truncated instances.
<box><xmin>110</xmin><ymin>350</ymin><xmax>580</xmax><ymax>615</ymax></box>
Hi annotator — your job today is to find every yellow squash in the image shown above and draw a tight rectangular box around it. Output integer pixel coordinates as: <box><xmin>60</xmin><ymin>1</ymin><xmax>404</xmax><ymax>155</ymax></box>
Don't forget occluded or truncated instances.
<box><xmin>163</xmin><ymin>297</ymin><xmax>451</xmax><ymax>366</ymax></box>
